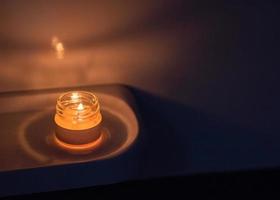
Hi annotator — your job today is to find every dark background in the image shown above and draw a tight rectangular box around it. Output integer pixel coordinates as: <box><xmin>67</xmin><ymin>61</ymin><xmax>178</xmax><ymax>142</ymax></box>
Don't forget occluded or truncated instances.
<box><xmin>0</xmin><ymin>0</ymin><xmax>280</xmax><ymax>198</ymax></box>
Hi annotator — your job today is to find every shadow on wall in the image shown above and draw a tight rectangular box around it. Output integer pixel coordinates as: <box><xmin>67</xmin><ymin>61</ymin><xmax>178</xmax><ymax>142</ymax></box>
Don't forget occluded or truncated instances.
<box><xmin>129</xmin><ymin>86</ymin><xmax>280</xmax><ymax>177</ymax></box>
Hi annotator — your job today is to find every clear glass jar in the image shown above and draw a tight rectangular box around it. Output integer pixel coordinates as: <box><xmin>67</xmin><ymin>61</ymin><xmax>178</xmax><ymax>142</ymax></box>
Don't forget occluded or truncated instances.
<box><xmin>55</xmin><ymin>91</ymin><xmax>102</xmax><ymax>130</ymax></box>
<box><xmin>54</xmin><ymin>91</ymin><xmax>102</xmax><ymax>147</ymax></box>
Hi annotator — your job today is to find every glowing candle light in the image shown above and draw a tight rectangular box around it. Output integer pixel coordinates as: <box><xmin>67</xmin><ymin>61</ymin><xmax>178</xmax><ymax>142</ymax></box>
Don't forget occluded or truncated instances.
<box><xmin>71</xmin><ymin>92</ymin><xmax>79</xmax><ymax>100</ymax></box>
<box><xmin>54</xmin><ymin>91</ymin><xmax>103</xmax><ymax>153</ymax></box>
<box><xmin>77</xmin><ymin>103</ymin><xmax>84</xmax><ymax>111</ymax></box>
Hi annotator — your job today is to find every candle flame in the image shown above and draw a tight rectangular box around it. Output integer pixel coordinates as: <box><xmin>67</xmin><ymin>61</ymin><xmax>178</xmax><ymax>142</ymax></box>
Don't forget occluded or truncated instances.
<box><xmin>77</xmin><ymin>103</ymin><xmax>84</xmax><ymax>111</ymax></box>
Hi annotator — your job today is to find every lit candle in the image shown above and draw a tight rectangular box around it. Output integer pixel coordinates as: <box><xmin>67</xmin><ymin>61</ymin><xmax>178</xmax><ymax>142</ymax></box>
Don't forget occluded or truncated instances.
<box><xmin>54</xmin><ymin>91</ymin><xmax>103</xmax><ymax>152</ymax></box>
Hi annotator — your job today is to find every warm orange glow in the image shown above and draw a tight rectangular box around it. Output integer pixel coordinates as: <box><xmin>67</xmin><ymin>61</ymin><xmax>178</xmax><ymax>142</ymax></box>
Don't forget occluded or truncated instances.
<box><xmin>77</xmin><ymin>103</ymin><xmax>84</xmax><ymax>111</ymax></box>
<box><xmin>54</xmin><ymin>131</ymin><xmax>104</xmax><ymax>152</ymax></box>
<box><xmin>55</xmin><ymin>91</ymin><xmax>102</xmax><ymax>130</ymax></box>
<box><xmin>51</xmin><ymin>36</ymin><xmax>65</xmax><ymax>59</ymax></box>
<box><xmin>71</xmin><ymin>92</ymin><xmax>79</xmax><ymax>100</ymax></box>
<box><xmin>54</xmin><ymin>91</ymin><xmax>103</xmax><ymax>153</ymax></box>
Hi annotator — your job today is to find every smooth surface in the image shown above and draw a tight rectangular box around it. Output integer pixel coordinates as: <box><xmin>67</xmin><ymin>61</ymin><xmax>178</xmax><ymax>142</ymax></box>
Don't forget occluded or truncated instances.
<box><xmin>0</xmin><ymin>85</ymin><xmax>138</xmax><ymax>172</ymax></box>
<box><xmin>1</xmin><ymin>86</ymin><xmax>280</xmax><ymax>197</ymax></box>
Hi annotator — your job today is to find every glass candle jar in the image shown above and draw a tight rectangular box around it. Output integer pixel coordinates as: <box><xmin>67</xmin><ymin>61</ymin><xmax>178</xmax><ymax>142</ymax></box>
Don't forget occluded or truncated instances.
<box><xmin>54</xmin><ymin>91</ymin><xmax>103</xmax><ymax>150</ymax></box>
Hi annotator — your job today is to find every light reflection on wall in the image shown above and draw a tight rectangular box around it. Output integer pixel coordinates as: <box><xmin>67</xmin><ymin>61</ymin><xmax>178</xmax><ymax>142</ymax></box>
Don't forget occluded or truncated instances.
<box><xmin>0</xmin><ymin>0</ymin><xmax>203</xmax><ymax>96</ymax></box>
<box><xmin>0</xmin><ymin>24</ymin><xmax>203</xmax><ymax>96</ymax></box>
<box><xmin>0</xmin><ymin>0</ymin><xmax>278</xmax><ymax>136</ymax></box>
<box><xmin>52</xmin><ymin>37</ymin><xmax>65</xmax><ymax>59</ymax></box>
